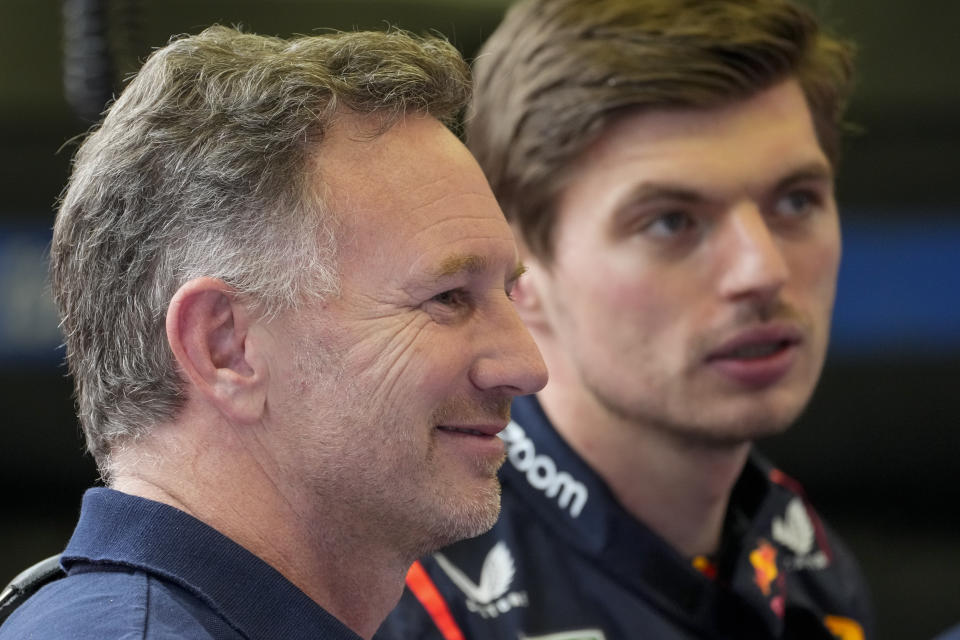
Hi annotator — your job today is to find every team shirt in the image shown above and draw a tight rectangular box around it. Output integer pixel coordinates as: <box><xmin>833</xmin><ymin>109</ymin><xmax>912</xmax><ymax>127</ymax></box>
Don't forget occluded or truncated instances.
<box><xmin>0</xmin><ymin>488</ymin><xmax>362</xmax><ymax>640</ymax></box>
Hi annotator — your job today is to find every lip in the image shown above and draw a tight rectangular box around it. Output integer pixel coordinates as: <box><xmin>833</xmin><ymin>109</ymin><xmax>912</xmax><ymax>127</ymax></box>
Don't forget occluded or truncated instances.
<box><xmin>435</xmin><ymin>422</ymin><xmax>508</xmax><ymax>437</ymax></box>
<box><xmin>705</xmin><ymin>324</ymin><xmax>804</xmax><ymax>388</ymax></box>
<box><xmin>435</xmin><ymin>422</ymin><xmax>508</xmax><ymax>461</ymax></box>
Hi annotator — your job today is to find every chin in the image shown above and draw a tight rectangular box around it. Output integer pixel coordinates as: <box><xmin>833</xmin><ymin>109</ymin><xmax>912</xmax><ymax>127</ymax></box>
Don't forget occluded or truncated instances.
<box><xmin>723</xmin><ymin>375</ymin><xmax>819</xmax><ymax>431</ymax></box>
<box><xmin>693</xmin><ymin>401</ymin><xmax>806</xmax><ymax>445</ymax></box>
<box><xmin>411</xmin><ymin>485</ymin><xmax>502</xmax><ymax>556</ymax></box>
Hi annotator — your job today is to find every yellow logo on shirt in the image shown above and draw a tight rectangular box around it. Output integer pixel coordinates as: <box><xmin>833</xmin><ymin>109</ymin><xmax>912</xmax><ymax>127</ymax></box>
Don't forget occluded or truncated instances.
<box><xmin>749</xmin><ymin>540</ymin><xmax>778</xmax><ymax>596</ymax></box>
<box><xmin>824</xmin><ymin>615</ymin><xmax>865</xmax><ymax>640</ymax></box>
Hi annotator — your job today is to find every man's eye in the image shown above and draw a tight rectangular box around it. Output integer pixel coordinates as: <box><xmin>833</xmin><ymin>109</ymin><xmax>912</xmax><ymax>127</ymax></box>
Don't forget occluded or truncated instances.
<box><xmin>643</xmin><ymin>211</ymin><xmax>696</xmax><ymax>238</ymax></box>
<box><xmin>431</xmin><ymin>289</ymin><xmax>468</xmax><ymax>307</ymax></box>
<box><xmin>774</xmin><ymin>190</ymin><xmax>821</xmax><ymax>219</ymax></box>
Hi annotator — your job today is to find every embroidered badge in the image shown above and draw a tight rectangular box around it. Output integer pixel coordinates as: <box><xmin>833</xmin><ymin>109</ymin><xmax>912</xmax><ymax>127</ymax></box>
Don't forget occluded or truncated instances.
<box><xmin>772</xmin><ymin>497</ymin><xmax>830</xmax><ymax>570</ymax></box>
<box><xmin>434</xmin><ymin>541</ymin><xmax>529</xmax><ymax>618</ymax></box>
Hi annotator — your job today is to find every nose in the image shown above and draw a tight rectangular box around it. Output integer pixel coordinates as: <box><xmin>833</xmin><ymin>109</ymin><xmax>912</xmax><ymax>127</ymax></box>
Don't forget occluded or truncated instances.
<box><xmin>716</xmin><ymin>203</ymin><xmax>789</xmax><ymax>304</ymax></box>
<box><xmin>469</xmin><ymin>296</ymin><xmax>548</xmax><ymax>396</ymax></box>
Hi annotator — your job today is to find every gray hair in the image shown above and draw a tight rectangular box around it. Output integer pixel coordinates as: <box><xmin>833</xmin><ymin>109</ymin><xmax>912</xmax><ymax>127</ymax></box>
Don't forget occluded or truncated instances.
<box><xmin>51</xmin><ymin>25</ymin><xmax>471</xmax><ymax>471</ymax></box>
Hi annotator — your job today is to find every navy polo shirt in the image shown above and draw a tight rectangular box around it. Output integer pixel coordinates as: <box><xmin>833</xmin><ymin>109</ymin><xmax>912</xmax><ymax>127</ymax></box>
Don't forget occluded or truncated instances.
<box><xmin>0</xmin><ymin>488</ymin><xmax>362</xmax><ymax>639</ymax></box>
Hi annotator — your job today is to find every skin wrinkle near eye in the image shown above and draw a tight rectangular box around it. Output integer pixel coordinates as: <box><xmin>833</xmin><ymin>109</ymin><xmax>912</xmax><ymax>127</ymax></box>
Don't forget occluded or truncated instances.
<box><xmin>358</xmin><ymin>274</ymin><xmax>519</xmax><ymax>411</ymax></box>
<box><xmin>353</xmin><ymin>312</ymin><xmax>433</xmax><ymax>405</ymax></box>
<box><xmin>360</xmin><ymin>260</ymin><xmax>522</xmax><ymax>406</ymax></box>
<box><xmin>291</xmin><ymin>315</ymin><xmax>426</xmax><ymax>425</ymax></box>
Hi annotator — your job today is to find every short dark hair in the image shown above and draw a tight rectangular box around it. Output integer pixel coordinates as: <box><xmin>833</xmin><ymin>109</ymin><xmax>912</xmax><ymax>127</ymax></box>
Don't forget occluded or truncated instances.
<box><xmin>466</xmin><ymin>0</ymin><xmax>855</xmax><ymax>261</ymax></box>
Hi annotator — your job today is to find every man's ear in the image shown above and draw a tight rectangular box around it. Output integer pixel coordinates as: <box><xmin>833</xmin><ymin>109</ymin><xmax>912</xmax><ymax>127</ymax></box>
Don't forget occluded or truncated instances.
<box><xmin>165</xmin><ymin>277</ymin><xmax>267</xmax><ymax>424</ymax></box>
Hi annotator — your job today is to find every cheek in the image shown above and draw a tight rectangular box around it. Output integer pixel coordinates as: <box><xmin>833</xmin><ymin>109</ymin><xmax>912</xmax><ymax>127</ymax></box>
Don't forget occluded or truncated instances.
<box><xmin>789</xmin><ymin>231</ymin><xmax>842</xmax><ymax>310</ymax></box>
<box><xmin>552</xmin><ymin>231</ymin><xmax>688</xmax><ymax>337</ymax></box>
<box><xmin>555</xmin><ymin>262</ymin><xmax>685</xmax><ymax>362</ymax></box>
<box><xmin>408</xmin><ymin>339</ymin><xmax>460</xmax><ymax>389</ymax></box>
<box><xmin>391</xmin><ymin>328</ymin><xmax>471</xmax><ymax>398</ymax></box>
<box><xmin>604</xmin><ymin>279</ymin><xmax>667</xmax><ymax>322</ymax></box>
<box><xmin>598</xmin><ymin>260</ymin><xmax>684</xmax><ymax>328</ymax></box>
<box><xmin>333</xmin><ymin>319</ymin><xmax>440</xmax><ymax>409</ymax></box>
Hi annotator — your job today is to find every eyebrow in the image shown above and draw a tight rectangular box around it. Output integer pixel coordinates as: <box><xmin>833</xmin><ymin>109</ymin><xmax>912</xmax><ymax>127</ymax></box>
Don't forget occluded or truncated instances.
<box><xmin>773</xmin><ymin>161</ymin><xmax>834</xmax><ymax>192</ymax></box>
<box><xmin>511</xmin><ymin>262</ymin><xmax>527</xmax><ymax>282</ymax></box>
<box><xmin>431</xmin><ymin>253</ymin><xmax>526</xmax><ymax>282</ymax></box>
<box><xmin>608</xmin><ymin>183</ymin><xmax>705</xmax><ymax>234</ymax></box>
<box><xmin>433</xmin><ymin>254</ymin><xmax>489</xmax><ymax>278</ymax></box>
<box><xmin>614</xmin><ymin>160</ymin><xmax>835</xmax><ymax>210</ymax></box>
<box><xmin>617</xmin><ymin>182</ymin><xmax>704</xmax><ymax>206</ymax></box>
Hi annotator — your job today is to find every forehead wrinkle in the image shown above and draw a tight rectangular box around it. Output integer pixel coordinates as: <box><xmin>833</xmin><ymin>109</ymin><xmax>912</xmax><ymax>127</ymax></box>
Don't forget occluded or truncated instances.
<box><xmin>404</xmin><ymin>188</ymin><xmax>501</xmax><ymax>222</ymax></box>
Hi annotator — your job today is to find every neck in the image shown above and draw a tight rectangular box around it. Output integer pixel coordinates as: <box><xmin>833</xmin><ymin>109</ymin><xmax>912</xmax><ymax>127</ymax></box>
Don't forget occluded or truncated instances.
<box><xmin>537</xmin><ymin>375</ymin><xmax>750</xmax><ymax>559</ymax></box>
<box><xmin>109</xmin><ymin>416</ymin><xmax>407</xmax><ymax>640</ymax></box>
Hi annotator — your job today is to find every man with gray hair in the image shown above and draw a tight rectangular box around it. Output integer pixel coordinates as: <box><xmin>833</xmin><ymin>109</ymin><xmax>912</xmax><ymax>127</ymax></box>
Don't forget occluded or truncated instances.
<box><xmin>379</xmin><ymin>0</ymin><xmax>873</xmax><ymax>638</ymax></box>
<box><xmin>0</xmin><ymin>25</ymin><xmax>546</xmax><ymax>640</ymax></box>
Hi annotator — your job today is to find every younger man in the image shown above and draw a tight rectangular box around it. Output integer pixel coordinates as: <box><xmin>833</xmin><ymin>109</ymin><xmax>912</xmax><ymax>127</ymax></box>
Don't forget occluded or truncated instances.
<box><xmin>379</xmin><ymin>1</ymin><xmax>872</xmax><ymax>638</ymax></box>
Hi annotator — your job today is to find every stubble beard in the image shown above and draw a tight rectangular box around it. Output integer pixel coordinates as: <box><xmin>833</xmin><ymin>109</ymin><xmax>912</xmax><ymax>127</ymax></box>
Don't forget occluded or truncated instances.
<box><xmin>335</xmin><ymin>393</ymin><xmax>513</xmax><ymax>561</ymax></box>
<box><xmin>407</xmin><ymin>450</ymin><xmax>506</xmax><ymax>558</ymax></box>
<box><xmin>407</xmin><ymin>395</ymin><xmax>512</xmax><ymax>555</ymax></box>
<box><xmin>584</xmin><ymin>299</ymin><xmax>821</xmax><ymax>449</ymax></box>
<box><xmin>582</xmin><ymin>360</ymin><xmax>812</xmax><ymax>450</ymax></box>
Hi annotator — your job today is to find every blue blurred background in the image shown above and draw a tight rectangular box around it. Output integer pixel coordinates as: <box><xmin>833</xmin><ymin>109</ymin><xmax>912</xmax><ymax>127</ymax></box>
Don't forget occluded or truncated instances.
<box><xmin>1</xmin><ymin>2</ymin><xmax>958</xmax><ymax>638</ymax></box>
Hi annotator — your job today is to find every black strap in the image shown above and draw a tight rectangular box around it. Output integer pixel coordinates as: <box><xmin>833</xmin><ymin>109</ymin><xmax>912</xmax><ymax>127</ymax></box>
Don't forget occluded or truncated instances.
<box><xmin>0</xmin><ymin>554</ymin><xmax>66</xmax><ymax>626</ymax></box>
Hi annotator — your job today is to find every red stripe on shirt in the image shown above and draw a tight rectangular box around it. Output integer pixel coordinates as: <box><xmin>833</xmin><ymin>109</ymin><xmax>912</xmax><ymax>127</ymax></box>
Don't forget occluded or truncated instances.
<box><xmin>405</xmin><ymin>561</ymin><xmax>466</xmax><ymax>640</ymax></box>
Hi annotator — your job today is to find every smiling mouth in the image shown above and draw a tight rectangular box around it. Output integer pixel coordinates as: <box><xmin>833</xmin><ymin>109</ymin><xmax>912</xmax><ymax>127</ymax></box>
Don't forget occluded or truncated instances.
<box><xmin>435</xmin><ymin>424</ymin><xmax>508</xmax><ymax>461</ymax></box>
<box><xmin>437</xmin><ymin>426</ymin><xmax>493</xmax><ymax>436</ymax></box>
